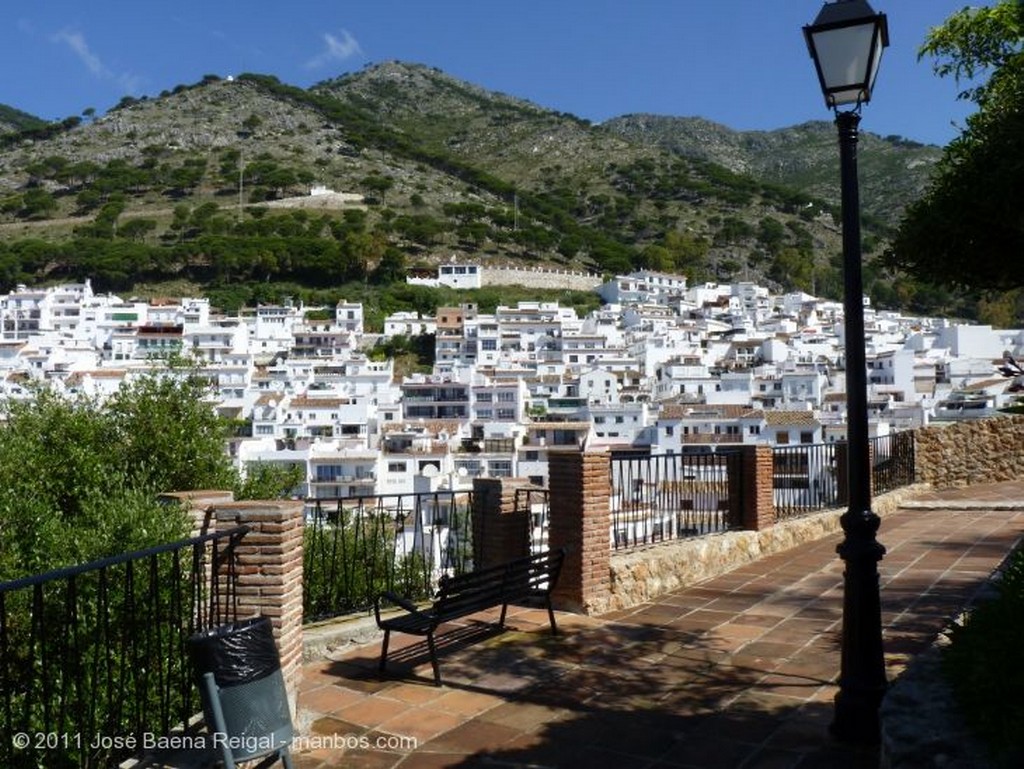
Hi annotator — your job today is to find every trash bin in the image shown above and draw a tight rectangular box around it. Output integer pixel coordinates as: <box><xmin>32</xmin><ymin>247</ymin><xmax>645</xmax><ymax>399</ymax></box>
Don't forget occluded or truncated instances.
<box><xmin>188</xmin><ymin>616</ymin><xmax>294</xmax><ymax>769</ymax></box>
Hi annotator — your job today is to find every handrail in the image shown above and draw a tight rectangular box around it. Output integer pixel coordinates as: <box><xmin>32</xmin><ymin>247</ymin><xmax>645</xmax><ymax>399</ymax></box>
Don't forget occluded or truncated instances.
<box><xmin>0</xmin><ymin>524</ymin><xmax>250</xmax><ymax>593</ymax></box>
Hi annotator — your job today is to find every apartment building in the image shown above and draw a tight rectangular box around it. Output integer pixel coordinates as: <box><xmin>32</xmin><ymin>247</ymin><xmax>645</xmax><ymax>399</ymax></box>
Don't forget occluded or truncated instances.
<box><xmin>0</xmin><ymin>273</ymin><xmax>1020</xmax><ymax>503</ymax></box>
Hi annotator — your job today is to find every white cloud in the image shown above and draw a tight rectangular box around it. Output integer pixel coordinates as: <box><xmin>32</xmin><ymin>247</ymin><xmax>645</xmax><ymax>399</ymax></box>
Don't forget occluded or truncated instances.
<box><xmin>306</xmin><ymin>29</ymin><xmax>363</xmax><ymax>69</ymax></box>
<box><xmin>52</xmin><ymin>29</ymin><xmax>107</xmax><ymax>77</ymax></box>
<box><xmin>50</xmin><ymin>28</ymin><xmax>142</xmax><ymax>96</ymax></box>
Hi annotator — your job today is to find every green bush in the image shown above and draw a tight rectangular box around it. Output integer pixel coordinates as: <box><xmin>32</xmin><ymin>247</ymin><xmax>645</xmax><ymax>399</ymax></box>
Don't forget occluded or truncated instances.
<box><xmin>943</xmin><ymin>544</ymin><xmax>1024</xmax><ymax>763</ymax></box>
<box><xmin>0</xmin><ymin>358</ymin><xmax>296</xmax><ymax>580</ymax></box>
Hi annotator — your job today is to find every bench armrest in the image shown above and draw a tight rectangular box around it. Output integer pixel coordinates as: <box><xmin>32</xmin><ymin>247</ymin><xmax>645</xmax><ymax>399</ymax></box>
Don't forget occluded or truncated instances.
<box><xmin>374</xmin><ymin>591</ymin><xmax>424</xmax><ymax>626</ymax></box>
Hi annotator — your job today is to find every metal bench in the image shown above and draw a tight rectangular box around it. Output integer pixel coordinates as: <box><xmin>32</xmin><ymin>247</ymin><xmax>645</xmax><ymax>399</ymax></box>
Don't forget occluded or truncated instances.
<box><xmin>374</xmin><ymin>548</ymin><xmax>565</xmax><ymax>686</ymax></box>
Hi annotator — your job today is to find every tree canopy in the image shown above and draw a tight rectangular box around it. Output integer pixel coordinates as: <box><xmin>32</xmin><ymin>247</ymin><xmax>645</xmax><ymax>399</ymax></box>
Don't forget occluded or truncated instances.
<box><xmin>0</xmin><ymin>360</ymin><xmax>300</xmax><ymax>580</ymax></box>
<box><xmin>885</xmin><ymin>1</ymin><xmax>1024</xmax><ymax>292</ymax></box>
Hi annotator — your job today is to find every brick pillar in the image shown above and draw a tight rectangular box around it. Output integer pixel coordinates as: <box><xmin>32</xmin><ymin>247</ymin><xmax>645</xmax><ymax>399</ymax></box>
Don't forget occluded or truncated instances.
<box><xmin>158</xmin><ymin>490</ymin><xmax>235</xmax><ymax>537</ymax></box>
<box><xmin>210</xmin><ymin>500</ymin><xmax>304</xmax><ymax>710</ymax></box>
<box><xmin>547</xmin><ymin>449</ymin><xmax>610</xmax><ymax>615</ymax></box>
<box><xmin>737</xmin><ymin>445</ymin><xmax>775</xmax><ymax>531</ymax></box>
<box><xmin>472</xmin><ymin>477</ymin><xmax>532</xmax><ymax>569</ymax></box>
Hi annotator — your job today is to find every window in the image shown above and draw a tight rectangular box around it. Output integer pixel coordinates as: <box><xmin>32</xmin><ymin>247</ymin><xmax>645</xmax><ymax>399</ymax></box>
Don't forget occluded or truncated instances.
<box><xmin>665</xmin><ymin>426</ymin><xmax>674</xmax><ymax>436</ymax></box>
<box><xmin>497</xmin><ymin>408</ymin><xmax>515</xmax><ymax>420</ymax></box>
<box><xmin>777</xmin><ymin>431</ymin><xmax>790</xmax><ymax>444</ymax></box>
<box><xmin>477</xmin><ymin>393</ymin><xmax>492</xmax><ymax>402</ymax></box>
<box><xmin>498</xmin><ymin>391</ymin><xmax>515</xmax><ymax>402</ymax></box>
<box><xmin>489</xmin><ymin>460</ymin><xmax>512</xmax><ymax>477</ymax></box>
<box><xmin>800</xmin><ymin>431</ymin><xmax>814</xmax><ymax>444</ymax></box>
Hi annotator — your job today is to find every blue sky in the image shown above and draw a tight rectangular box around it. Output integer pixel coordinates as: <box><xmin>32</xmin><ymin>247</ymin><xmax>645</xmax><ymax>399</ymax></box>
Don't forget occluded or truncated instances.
<box><xmin>7</xmin><ymin>1</ymin><xmax>978</xmax><ymax>147</ymax></box>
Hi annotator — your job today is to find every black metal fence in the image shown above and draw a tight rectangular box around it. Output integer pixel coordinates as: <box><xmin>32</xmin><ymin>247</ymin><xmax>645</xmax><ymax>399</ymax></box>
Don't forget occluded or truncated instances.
<box><xmin>773</xmin><ymin>442</ymin><xmax>841</xmax><ymax>520</ymax></box>
<box><xmin>515</xmin><ymin>487</ymin><xmax>550</xmax><ymax>553</ymax></box>
<box><xmin>0</xmin><ymin>526</ymin><xmax>248</xmax><ymax>769</ymax></box>
<box><xmin>303</xmin><ymin>491</ymin><xmax>476</xmax><ymax>622</ymax></box>
<box><xmin>872</xmin><ymin>431</ymin><xmax>916</xmax><ymax>494</ymax></box>
<box><xmin>774</xmin><ymin>433</ymin><xmax>917</xmax><ymax>521</ymax></box>
<box><xmin>609</xmin><ymin>452</ymin><xmax>743</xmax><ymax>549</ymax></box>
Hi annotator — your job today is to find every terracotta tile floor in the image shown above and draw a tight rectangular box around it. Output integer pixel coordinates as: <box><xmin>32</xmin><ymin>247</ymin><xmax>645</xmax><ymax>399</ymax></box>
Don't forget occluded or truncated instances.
<box><xmin>291</xmin><ymin>482</ymin><xmax>1024</xmax><ymax>769</ymax></box>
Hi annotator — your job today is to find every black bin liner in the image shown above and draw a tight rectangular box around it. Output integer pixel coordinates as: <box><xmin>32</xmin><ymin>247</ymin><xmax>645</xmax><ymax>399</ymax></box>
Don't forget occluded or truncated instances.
<box><xmin>189</xmin><ymin>616</ymin><xmax>281</xmax><ymax>686</ymax></box>
<box><xmin>188</xmin><ymin>616</ymin><xmax>293</xmax><ymax>765</ymax></box>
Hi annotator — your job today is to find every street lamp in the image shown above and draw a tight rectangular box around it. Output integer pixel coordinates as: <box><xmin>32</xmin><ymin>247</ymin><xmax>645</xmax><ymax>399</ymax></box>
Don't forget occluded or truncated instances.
<box><xmin>804</xmin><ymin>0</ymin><xmax>889</xmax><ymax>745</ymax></box>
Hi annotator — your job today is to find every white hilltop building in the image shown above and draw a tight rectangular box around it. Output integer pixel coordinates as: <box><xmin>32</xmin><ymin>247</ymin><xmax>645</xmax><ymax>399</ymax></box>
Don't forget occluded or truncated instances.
<box><xmin>407</xmin><ymin>261</ymin><xmax>600</xmax><ymax>292</ymax></box>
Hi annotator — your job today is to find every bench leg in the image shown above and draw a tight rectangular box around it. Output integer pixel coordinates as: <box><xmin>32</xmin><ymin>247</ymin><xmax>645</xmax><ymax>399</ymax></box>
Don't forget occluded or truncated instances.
<box><xmin>426</xmin><ymin>632</ymin><xmax>442</xmax><ymax>686</ymax></box>
<box><xmin>379</xmin><ymin>629</ymin><xmax>391</xmax><ymax>674</ymax></box>
<box><xmin>498</xmin><ymin>602</ymin><xmax>508</xmax><ymax>628</ymax></box>
<box><xmin>546</xmin><ymin>596</ymin><xmax>559</xmax><ymax>635</ymax></box>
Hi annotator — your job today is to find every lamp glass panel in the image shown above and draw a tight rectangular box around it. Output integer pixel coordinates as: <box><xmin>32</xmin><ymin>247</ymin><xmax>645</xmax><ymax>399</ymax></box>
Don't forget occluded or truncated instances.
<box><xmin>811</xmin><ymin>25</ymin><xmax>876</xmax><ymax>104</ymax></box>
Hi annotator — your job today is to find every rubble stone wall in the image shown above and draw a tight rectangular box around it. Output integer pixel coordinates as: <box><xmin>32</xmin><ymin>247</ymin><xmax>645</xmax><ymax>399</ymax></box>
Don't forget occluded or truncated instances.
<box><xmin>914</xmin><ymin>414</ymin><xmax>1024</xmax><ymax>488</ymax></box>
<box><xmin>605</xmin><ymin>485</ymin><xmax>926</xmax><ymax>612</ymax></box>
<box><xmin>481</xmin><ymin>266</ymin><xmax>602</xmax><ymax>292</ymax></box>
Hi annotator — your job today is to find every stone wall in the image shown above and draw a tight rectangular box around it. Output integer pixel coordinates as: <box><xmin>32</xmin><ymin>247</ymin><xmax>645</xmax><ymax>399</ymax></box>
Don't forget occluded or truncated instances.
<box><xmin>605</xmin><ymin>485</ymin><xmax>925</xmax><ymax>612</ymax></box>
<box><xmin>915</xmin><ymin>413</ymin><xmax>1024</xmax><ymax>488</ymax></box>
<box><xmin>481</xmin><ymin>266</ymin><xmax>602</xmax><ymax>292</ymax></box>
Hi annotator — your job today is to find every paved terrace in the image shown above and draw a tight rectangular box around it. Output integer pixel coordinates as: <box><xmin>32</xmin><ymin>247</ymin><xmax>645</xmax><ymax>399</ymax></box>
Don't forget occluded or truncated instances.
<box><xmin>292</xmin><ymin>482</ymin><xmax>1024</xmax><ymax>769</ymax></box>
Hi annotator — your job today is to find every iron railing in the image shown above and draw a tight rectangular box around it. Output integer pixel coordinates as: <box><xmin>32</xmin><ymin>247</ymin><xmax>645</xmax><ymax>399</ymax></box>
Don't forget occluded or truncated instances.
<box><xmin>773</xmin><ymin>442</ymin><xmax>841</xmax><ymax>520</ymax></box>
<box><xmin>773</xmin><ymin>434</ymin><xmax>917</xmax><ymax>521</ymax></box>
<box><xmin>0</xmin><ymin>525</ymin><xmax>248</xmax><ymax>769</ymax></box>
<box><xmin>303</xmin><ymin>491</ymin><xmax>476</xmax><ymax>622</ymax></box>
<box><xmin>872</xmin><ymin>431</ymin><xmax>916</xmax><ymax>494</ymax></box>
<box><xmin>609</xmin><ymin>452</ymin><xmax>743</xmax><ymax>550</ymax></box>
<box><xmin>515</xmin><ymin>487</ymin><xmax>550</xmax><ymax>554</ymax></box>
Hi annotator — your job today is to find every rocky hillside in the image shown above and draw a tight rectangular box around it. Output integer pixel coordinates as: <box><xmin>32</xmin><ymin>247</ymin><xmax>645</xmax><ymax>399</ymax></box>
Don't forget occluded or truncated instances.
<box><xmin>0</xmin><ymin>104</ymin><xmax>46</xmax><ymax>135</ymax></box>
<box><xmin>0</xmin><ymin>62</ymin><xmax>939</xmax><ymax>309</ymax></box>
<box><xmin>602</xmin><ymin>114</ymin><xmax>941</xmax><ymax>226</ymax></box>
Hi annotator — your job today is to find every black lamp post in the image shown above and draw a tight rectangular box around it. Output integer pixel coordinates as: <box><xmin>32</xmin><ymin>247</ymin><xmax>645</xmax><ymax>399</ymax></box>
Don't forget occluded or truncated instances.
<box><xmin>804</xmin><ymin>0</ymin><xmax>889</xmax><ymax>745</ymax></box>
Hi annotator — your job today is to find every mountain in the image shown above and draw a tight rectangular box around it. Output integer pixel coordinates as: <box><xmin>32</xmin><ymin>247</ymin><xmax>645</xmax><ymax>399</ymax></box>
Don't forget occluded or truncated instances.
<box><xmin>602</xmin><ymin>114</ymin><xmax>941</xmax><ymax>226</ymax></box>
<box><xmin>0</xmin><ymin>104</ymin><xmax>46</xmax><ymax>135</ymax></box>
<box><xmin>0</xmin><ymin>62</ymin><xmax>939</xmax><ymax>309</ymax></box>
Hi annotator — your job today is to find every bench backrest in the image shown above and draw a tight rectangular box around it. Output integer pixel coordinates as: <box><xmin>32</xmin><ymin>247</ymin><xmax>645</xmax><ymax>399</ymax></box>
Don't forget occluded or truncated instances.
<box><xmin>434</xmin><ymin>549</ymin><xmax>564</xmax><ymax>619</ymax></box>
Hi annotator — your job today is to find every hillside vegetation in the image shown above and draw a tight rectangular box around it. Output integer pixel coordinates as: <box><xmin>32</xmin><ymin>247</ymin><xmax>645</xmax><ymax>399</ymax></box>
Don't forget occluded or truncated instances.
<box><xmin>0</xmin><ymin>62</ymin><xmax>967</xmax><ymax>320</ymax></box>
<box><xmin>602</xmin><ymin>114</ymin><xmax>941</xmax><ymax>227</ymax></box>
